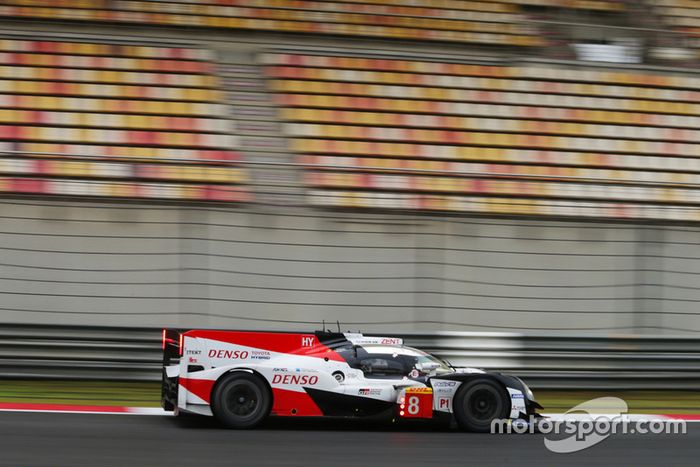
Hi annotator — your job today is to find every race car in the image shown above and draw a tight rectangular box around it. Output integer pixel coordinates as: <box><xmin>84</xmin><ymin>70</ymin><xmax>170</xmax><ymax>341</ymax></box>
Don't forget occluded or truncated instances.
<box><xmin>161</xmin><ymin>329</ymin><xmax>542</xmax><ymax>432</ymax></box>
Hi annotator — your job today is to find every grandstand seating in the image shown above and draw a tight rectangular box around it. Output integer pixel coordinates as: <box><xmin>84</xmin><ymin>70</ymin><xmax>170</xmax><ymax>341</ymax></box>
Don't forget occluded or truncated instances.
<box><xmin>264</xmin><ymin>52</ymin><xmax>700</xmax><ymax>220</ymax></box>
<box><xmin>654</xmin><ymin>0</ymin><xmax>700</xmax><ymax>48</ymax></box>
<box><xmin>0</xmin><ymin>0</ymin><xmax>622</xmax><ymax>47</ymax></box>
<box><xmin>0</xmin><ymin>38</ymin><xmax>247</xmax><ymax>201</ymax></box>
<box><xmin>6</xmin><ymin>0</ymin><xmax>700</xmax><ymax>221</ymax></box>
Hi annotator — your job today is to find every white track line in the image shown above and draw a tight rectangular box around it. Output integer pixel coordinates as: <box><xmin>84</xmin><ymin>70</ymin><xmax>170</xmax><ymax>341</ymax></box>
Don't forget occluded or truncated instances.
<box><xmin>0</xmin><ymin>406</ymin><xmax>697</xmax><ymax>421</ymax></box>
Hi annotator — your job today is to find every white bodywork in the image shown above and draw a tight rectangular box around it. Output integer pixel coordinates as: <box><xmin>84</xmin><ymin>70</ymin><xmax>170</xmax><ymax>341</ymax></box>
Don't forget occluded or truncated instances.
<box><xmin>171</xmin><ymin>331</ymin><xmax>530</xmax><ymax>421</ymax></box>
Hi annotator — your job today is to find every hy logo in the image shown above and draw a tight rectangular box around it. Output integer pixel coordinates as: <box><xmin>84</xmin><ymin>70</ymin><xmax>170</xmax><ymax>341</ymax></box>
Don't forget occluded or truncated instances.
<box><xmin>544</xmin><ymin>397</ymin><xmax>628</xmax><ymax>453</ymax></box>
<box><xmin>301</xmin><ymin>336</ymin><xmax>315</xmax><ymax>347</ymax></box>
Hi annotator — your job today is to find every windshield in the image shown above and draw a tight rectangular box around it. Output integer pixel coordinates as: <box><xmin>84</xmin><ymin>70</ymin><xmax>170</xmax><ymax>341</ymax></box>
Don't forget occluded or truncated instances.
<box><xmin>341</xmin><ymin>344</ymin><xmax>455</xmax><ymax>377</ymax></box>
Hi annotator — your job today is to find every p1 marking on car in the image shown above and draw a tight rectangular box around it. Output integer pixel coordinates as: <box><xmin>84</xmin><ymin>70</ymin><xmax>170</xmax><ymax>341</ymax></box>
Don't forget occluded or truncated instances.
<box><xmin>161</xmin><ymin>329</ymin><xmax>542</xmax><ymax>431</ymax></box>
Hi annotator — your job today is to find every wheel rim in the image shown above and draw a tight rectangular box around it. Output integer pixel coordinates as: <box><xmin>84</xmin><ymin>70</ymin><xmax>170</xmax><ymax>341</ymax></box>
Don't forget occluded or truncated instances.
<box><xmin>224</xmin><ymin>381</ymin><xmax>261</xmax><ymax>419</ymax></box>
<box><xmin>467</xmin><ymin>387</ymin><xmax>500</xmax><ymax>421</ymax></box>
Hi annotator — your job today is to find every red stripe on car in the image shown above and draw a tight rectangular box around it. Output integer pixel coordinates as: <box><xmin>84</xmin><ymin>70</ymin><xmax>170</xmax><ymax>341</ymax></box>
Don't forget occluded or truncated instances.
<box><xmin>184</xmin><ymin>330</ymin><xmax>345</xmax><ymax>362</ymax></box>
<box><xmin>179</xmin><ymin>377</ymin><xmax>215</xmax><ymax>404</ymax></box>
<box><xmin>271</xmin><ymin>387</ymin><xmax>323</xmax><ymax>417</ymax></box>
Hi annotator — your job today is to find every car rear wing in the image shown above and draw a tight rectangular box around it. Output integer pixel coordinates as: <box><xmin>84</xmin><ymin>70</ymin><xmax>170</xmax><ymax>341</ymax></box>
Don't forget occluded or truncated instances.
<box><xmin>161</xmin><ymin>328</ymin><xmax>184</xmax><ymax>411</ymax></box>
<box><xmin>162</xmin><ymin>328</ymin><xmax>183</xmax><ymax>366</ymax></box>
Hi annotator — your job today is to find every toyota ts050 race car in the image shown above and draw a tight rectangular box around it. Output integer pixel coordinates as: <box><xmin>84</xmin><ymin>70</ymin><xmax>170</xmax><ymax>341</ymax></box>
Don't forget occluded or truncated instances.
<box><xmin>161</xmin><ymin>329</ymin><xmax>542</xmax><ymax>432</ymax></box>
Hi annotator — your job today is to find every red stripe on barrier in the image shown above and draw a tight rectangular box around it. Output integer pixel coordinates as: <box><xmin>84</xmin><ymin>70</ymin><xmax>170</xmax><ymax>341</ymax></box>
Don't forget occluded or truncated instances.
<box><xmin>0</xmin><ymin>402</ymin><xmax>129</xmax><ymax>412</ymax></box>
<box><xmin>661</xmin><ymin>414</ymin><xmax>700</xmax><ymax>421</ymax></box>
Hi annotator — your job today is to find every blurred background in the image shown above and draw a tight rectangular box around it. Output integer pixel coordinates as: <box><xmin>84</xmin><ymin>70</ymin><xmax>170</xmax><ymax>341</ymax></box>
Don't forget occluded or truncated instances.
<box><xmin>0</xmin><ymin>0</ymin><xmax>699</xmax><ymax>413</ymax></box>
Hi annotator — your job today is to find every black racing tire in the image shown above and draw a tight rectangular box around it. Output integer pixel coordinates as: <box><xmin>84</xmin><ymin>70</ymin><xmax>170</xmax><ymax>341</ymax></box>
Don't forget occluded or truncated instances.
<box><xmin>211</xmin><ymin>372</ymin><xmax>271</xmax><ymax>429</ymax></box>
<box><xmin>453</xmin><ymin>379</ymin><xmax>510</xmax><ymax>433</ymax></box>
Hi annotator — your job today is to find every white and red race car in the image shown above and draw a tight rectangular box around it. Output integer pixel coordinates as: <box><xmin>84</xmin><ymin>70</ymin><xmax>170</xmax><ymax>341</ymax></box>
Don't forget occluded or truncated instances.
<box><xmin>161</xmin><ymin>329</ymin><xmax>542</xmax><ymax>432</ymax></box>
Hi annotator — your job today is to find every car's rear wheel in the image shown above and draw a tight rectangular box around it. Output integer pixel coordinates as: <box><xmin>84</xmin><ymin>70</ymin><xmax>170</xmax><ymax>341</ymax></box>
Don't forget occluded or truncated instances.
<box><xmin>211</xmin><ymin>372</ymin><xmax>271</xmax><ymax>429</ymax></box>
<box><xmin>453</xmin><ymin>379</ymin><xmax>510</xmax><ymax>433</ymax></box>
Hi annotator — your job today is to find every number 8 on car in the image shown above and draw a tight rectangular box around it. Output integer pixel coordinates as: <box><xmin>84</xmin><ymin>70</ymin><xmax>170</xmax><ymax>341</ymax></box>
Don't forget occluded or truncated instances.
<box><xmin>399</xmin><ymin>387</ymin><xmax>433</xmax><ymax>418</ymax></box>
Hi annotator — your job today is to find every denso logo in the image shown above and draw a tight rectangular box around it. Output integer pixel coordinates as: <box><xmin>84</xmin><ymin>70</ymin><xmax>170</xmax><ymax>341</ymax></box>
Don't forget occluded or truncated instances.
<box><xmin>208</xmin><ymin>349</ymin><xmax>249</xmax><ymax>359</ymax></box>
<box><xmin>271</xmin><ymin>374</ymin><xmax>319</xmax><ymax>385</ymax></box>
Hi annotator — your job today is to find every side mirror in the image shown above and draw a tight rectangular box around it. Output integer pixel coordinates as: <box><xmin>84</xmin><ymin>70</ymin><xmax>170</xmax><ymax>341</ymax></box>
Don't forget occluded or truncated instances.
<box><xmin>415</xmin><ymin>361</ymin><xmax>440</xmax><ymax>373</ymax></box>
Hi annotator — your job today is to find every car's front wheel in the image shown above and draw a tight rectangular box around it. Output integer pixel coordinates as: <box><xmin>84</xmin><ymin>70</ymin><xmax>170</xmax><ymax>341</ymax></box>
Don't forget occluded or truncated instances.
<box><xmin>211</xmin><ymin>372</ymin><xmax>271</xmax><ymax>429</ymax></box>
<box><xmin>453</xmin><ymin>379</ymin><xmax>510</xmax><ymax>433</ymax></box>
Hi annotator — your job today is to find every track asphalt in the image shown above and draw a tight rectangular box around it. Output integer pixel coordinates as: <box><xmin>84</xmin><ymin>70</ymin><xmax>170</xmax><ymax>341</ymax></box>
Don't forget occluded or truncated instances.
<box><xmin>0</xmin><ymin>411</ymin><xmax>696</xmax><ymax>466</ymax></box>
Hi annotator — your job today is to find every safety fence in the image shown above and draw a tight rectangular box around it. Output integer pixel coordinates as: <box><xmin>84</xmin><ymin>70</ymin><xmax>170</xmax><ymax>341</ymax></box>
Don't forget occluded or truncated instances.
<box><xmin>1</xmin><ymin>324</ymin><xmax>699</xmax><ymax>390</ymax></box>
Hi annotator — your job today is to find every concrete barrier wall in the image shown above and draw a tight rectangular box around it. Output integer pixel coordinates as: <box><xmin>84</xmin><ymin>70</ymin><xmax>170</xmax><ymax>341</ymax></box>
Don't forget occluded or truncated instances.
<box><xmin>1</xmin><ymin>198</ymin><xmax>698</xmax><ymax>335</ymax></box>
